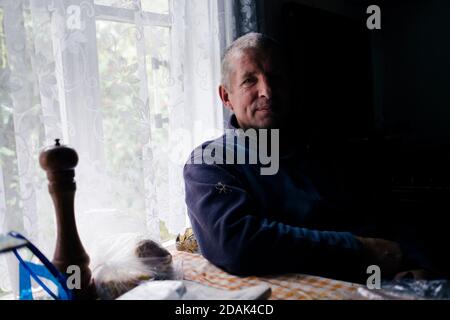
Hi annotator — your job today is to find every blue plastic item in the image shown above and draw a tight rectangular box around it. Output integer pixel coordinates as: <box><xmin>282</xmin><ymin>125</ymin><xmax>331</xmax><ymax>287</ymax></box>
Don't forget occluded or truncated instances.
<box><xmin>7</xmin><ymin>231</ymin><xmax>73</xmax><ymax>300</ymax></box>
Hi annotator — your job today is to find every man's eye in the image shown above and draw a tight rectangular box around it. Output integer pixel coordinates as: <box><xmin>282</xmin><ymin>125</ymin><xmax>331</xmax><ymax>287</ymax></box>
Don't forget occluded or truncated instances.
<box><xmin>242</xmin><ymin>78</ymin><xmax>255</xmax><ymax>86</ymax></box>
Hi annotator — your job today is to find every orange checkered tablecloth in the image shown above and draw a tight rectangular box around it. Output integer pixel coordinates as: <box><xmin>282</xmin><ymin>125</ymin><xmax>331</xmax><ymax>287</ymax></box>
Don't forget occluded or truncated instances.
<box><xmin>171</xmin><ymin>250</ymin><xmax>364</xmax><ymax>300</ymax></box>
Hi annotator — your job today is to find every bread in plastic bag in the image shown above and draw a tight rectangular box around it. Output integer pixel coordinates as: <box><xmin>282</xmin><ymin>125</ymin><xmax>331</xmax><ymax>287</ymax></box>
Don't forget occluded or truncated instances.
<box><xmin>90</xmin><ymin>233</ymin><xmax>182</xmax><ymax>300</ymax></box>
<box><xmin>76</xmin><ymin>209</ymin><xmax>183</xmax><ymax>299</ymax></box>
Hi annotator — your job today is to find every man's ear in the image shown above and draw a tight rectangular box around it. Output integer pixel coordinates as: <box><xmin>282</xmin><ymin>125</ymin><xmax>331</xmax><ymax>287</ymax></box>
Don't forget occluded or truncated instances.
<box><xmin>219</xmin><ymin>85</ymin><xmax>233</xmax><ymax>111</ymax></box>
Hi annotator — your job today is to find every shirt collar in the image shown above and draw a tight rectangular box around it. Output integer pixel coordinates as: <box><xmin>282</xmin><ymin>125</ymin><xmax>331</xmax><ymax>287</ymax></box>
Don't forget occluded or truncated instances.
<box><xmin>226</xmin><ymin>114</ymin><xmax>240</xmax><ymax>130</ymax></box>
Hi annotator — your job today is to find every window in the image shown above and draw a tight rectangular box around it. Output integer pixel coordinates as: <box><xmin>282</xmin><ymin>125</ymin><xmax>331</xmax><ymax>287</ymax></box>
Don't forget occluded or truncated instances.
<box><xmin>0</xmin><ymin>0</ymin><xmax>176</xmax><ymax>248</ymax></box>
<box><xmin>0</xmin><ymin>0</ymin><xmax>239</xmax><ymax>296</ymax></box>
<box><xmin>0</xmin><ymin>0</ymin><xmax>181</xmax><ymax>295</ymax></box>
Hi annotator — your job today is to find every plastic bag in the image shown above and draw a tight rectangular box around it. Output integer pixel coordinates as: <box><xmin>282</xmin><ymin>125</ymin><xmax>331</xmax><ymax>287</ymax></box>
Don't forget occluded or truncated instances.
<box><xmin>91</xmin><ymin>233</ymin><xmax>182</xmax><ymax>300</ymax></box>
<box><xmin>352</xmin><ymin>279</ymin><xmax>450</xmax><ymax>300</ymax></box>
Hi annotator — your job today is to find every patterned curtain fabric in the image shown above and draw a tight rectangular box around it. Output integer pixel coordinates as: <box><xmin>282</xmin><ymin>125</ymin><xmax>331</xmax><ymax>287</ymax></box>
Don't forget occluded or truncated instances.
<box><xmin>235</xmin><ymin>0</ymin><xmax>259</xmax><ymax>36</ymax></box>
<box><xmin>0</xmin><ymin>0</ymin><xmax>259</xmax><ymax>297</ymax></box>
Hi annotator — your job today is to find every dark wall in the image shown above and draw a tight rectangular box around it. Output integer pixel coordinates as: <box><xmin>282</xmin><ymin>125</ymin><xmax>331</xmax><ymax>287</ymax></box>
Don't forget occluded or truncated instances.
<box><xmin>262</xmin><ymin>0</ymin><xmax>366</xmax><ymax>37</ymax></box>
<box><xmin>377</xmin><ymin>0</ymin><xmax>450</xmax><ymax>145</ymax></box>
<box><xmin>266</xmin><ymin>0</ymin><xmax>382</xmax><ymax>233</ymax></box>
<box><xmin>262</xmin><ymin>0</ymin><xmax>450</xmax><ymax>145</ymax></box>
<box><xmin>259</xmin><ymin>0</ymin><xmax>450</xmax><ymax>246</ymax></box>
<box><xmin>279</xmin><ymin>2</ymin><xmax>373</xmax><ymax>142</ymax></box>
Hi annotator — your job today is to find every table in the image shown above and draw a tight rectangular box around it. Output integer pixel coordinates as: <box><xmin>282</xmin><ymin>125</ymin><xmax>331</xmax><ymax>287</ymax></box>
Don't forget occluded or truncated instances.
<box><xmin>171</xmin><ymin>250</ymin><xmax>364</xmax><ymax>300</ymax></box>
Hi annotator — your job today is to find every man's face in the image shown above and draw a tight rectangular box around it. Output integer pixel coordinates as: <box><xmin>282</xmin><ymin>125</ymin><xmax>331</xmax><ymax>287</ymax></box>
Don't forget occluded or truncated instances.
<box><xmin>219</xmin><ymin>48</ymin><xmax>290</xmax><ymax>129</ymax></box>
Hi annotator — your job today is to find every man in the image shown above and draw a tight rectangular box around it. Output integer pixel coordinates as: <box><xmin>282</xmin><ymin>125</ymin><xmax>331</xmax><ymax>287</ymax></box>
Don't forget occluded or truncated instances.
<box><xmin>183</xmin><ymin>33</ymin><xmax>431</xmax><ymax>283</ymax></box>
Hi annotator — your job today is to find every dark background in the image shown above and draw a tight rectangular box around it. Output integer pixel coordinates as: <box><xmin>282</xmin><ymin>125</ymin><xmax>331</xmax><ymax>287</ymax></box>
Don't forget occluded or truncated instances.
<box><xmin>257</xmin><ymin>0</ymin><xmax>450</xmax><ymax>272</ymax></box>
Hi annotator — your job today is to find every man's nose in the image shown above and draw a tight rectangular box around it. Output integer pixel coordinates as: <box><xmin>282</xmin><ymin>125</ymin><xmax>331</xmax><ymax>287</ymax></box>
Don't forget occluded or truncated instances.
<box><xmin>258</xmin><ymin>76</ymin><xmax>273</xmax><ymax>99</ymax></box>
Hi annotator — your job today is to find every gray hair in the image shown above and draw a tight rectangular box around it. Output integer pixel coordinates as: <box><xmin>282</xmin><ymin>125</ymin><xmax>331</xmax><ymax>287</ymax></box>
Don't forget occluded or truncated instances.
<box><xmin>220</xmin><ymin>32</ymin><xmax>281</xmax><ymax>90</ymax></box>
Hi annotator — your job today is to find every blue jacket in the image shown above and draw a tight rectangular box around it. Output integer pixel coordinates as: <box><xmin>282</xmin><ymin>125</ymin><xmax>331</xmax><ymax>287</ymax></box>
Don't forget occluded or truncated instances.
<box><xmin>183</xmin><ymin>115</ymin><xmax>383</xmax><ymax>282</ymax></box>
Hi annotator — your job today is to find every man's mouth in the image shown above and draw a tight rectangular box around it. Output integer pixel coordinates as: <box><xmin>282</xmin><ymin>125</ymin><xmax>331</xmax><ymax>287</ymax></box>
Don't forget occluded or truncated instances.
<box><xmin>254</xmin><ymin>99</ymin><xmax>279</xmax><ymax>115</ymax></box>
<box><xmin>256</xmin><ymin>106</ymin><xmax>274</xmax><ymax>113</ymax></box>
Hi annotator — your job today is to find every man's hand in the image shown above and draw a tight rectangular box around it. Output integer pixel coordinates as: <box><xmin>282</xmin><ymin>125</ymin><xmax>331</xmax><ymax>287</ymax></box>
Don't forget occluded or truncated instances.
<box><xmin>355</xmin><ymin>236</ymin><xmax>403</xmax><ymax>278</ymax></box>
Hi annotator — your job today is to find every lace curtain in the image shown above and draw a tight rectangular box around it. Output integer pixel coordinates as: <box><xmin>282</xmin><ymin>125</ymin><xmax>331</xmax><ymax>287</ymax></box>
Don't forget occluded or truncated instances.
<box><xmin>0</xmin><ymin>0</ymin><xmax>259</xmax><ymax>296</ymax></box>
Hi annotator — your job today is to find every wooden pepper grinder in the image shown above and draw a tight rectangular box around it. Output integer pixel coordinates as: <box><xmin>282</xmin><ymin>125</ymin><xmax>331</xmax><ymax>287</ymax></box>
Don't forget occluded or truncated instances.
<box><xmin>39</xmin><ymin>139</ymin><xmax>96</xmax><ymax>299</ymax></box>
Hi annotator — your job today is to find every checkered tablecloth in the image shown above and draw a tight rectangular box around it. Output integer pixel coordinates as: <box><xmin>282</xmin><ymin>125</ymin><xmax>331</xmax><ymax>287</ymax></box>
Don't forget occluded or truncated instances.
<box><xmin>171</xmin><ymin>250</ymin><xmax>364</xmax><ymax>300</ymax></box>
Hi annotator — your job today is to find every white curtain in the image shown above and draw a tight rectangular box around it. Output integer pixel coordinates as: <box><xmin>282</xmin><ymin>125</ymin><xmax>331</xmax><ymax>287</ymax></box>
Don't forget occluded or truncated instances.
<box><xmin>0</xmin><ymin>0</ymin><xmax>260</xmax><ymax>297</ymax></box>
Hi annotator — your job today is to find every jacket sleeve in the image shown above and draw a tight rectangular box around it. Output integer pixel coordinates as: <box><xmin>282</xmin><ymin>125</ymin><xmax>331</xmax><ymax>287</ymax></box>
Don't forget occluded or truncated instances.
<box><xmin>183</xmin><ymin>162</ymin><xmax>368</xmax><ymax>281</ymax></box>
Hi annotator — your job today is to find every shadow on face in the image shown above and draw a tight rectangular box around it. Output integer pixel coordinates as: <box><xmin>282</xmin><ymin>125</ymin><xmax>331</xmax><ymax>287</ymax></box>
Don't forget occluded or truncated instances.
<box><xmin>220</xmin><ymin>47</ymin><xmax>293</xmax><ymax>130</ymax></box>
